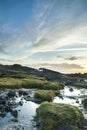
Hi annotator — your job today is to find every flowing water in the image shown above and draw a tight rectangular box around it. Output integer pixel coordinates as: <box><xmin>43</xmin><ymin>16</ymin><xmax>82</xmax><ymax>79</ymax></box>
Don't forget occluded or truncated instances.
<box><xmin>0</xmin><ymin>86</ymin><xmax>87</xmax><ymax>130</ymax></box>
<box><xmin>53</xmin><ymin>86</ymin><xmax>87</xmax><ymax>120</ymax></box>
<box><xmin>0</xmin><ymin>89</ymin><xmax>39</xmax><ymax>130</ymax></box>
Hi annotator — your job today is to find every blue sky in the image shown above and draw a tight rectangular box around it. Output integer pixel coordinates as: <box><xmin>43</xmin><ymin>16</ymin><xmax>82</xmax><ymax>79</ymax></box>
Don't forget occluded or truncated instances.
<box><xmin>0</xmin><ymin>0</ymin><xmax>87</xmax><ymax>73</ymax></box>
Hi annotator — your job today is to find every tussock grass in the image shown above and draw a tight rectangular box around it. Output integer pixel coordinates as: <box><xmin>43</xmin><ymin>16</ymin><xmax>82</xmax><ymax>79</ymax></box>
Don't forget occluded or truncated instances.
<box><xmin>82</xmin><ymin>97</ymin><xmax>87</xmax><ymax>108</ymax></box>
<box><xmin>74</xmin><ymin>83</ymin><xmax>87</xmax><ymax>88</ymax></box>
<box><xmin>0</xmin><ymin>75</ymin><xmax>64</xmax><ymax>90</ymax></box>
<box><xmin>34</xmin><ymin>90</ymin><xmax>55</xmax><ymax>102</ymax></box>
<box><xmin>36</xmin><ymin>102</ymin><xmax>84</xmax><ymax>130</ymax></box>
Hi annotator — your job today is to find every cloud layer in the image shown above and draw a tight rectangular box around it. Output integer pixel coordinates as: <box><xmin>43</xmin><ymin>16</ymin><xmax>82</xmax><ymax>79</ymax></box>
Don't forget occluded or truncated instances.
<box><xmin>0</xmin><ymin>0</ymin><xmax>87</xmax><ymax>73</ymax></box>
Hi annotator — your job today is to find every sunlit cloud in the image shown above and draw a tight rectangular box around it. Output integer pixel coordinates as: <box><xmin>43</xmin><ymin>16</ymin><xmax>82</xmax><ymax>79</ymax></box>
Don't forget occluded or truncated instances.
<box><xmin>29</xmin><ymin>63</ymin><xmax>86</xmax><ymax>73</ymax></box>
<box><xmin>0</xmin><ymin>0</ymin><xmax>87</xmax><ymax>73</ymax></box>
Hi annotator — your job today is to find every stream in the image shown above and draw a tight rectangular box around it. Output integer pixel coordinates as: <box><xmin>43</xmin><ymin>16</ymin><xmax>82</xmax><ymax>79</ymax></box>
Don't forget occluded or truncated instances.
<box><xmin>0</xmin><ymin>86</ymin><xmax>87</xmax><ymax>130</ymax></box>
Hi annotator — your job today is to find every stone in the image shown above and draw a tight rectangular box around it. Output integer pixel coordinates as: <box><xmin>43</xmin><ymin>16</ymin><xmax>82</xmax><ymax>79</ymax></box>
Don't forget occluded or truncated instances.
<box><xmin>11</xmin><ymin>110</ymin><xmax>18</xmax><ymax>118</ymax></box>
<box><xmin>7</xmin><ymin>91</ymin><xmax>16</xmax><ymax>98</ymax></box>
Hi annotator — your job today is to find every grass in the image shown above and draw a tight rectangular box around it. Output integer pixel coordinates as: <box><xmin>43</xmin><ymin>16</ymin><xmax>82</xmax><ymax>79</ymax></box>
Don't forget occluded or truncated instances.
<box><xmin>0</xmin><ymin>75</ymin><xmax>64</xmax><ymax>90</ymax></box>
<box><xmin>34</xmin><ymin>90</ymin><xmax>55</xmax><ymax>102</ymax></box>
<box><xmin>36</xmin><ymin>102</ymin><xmax>84</xmax><ymax>130</ymax></box>
<box><xmin>74</xmin><ymin>83</ymin><xmax>87</xmax><ymax>88</ymax></box>
<box><xmin>82</xmin><ymin>97</ymin><xmax>87</xmax><ymax>108</ymax></box>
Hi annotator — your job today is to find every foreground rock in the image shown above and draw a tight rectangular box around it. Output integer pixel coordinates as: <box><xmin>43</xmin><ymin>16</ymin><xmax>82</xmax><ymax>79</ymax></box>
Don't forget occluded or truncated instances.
<box><xmin>0</xmin><ymin>90</ymin><xmax>20</xmax><ymax>119</ymax></box>
<box><xmin>36</xmin><ymin>102</ymin><xmax>84</xmax><ymax>130</ymax></box>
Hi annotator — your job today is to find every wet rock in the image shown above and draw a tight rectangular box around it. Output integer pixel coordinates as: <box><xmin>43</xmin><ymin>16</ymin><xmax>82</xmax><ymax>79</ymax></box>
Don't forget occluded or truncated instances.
<box><xmin>0</xmin><ymin>111</ymin><xmax>6</xmax><ymax>118</ymax></box>
<box><xmin>69</xmin><ymin>88</ymin><xmax>73</xmax><ymax>92</ymax></box>
<box><xmin>11</xmin><ymin>118</ymin><xmax>18</xmax><ymax>122</ymax></box>
<box><xmin>0</xmin><ymin>97</ymin><xmax>6</xmax><ymax>105</ymax></box>
<box><xmin>7</xmin><ymin>91</ymin><xmax>16</xmax><ymax>98</ymax></box>
<box><xmin>11</xmin><ymin>110</ymin><xmax>18</xmax><ymax>118</ymax></box>
<box><xmin>8</xmin><ymin>101</ymin><xmax>19</xmax><ymax>108</ymax></box>
<box><xmin>24</xmin><ymin>95</ymin><xmax>31</xmax><ymax>101</ymax></box>
<box><xmin>0</xmin><ymin>105</ymin><xmax>5</xmax><ymax>112</ymax></box>
<box><xmin>58</xmin><ymin>95</ymin><xmax>63</xmax><ymax>100</ymax></box>
<box><xmin>19</xmin><ymin>90</ymin><xmax>28</xmax><ymax>96</ymax></box>
<box><xmin>31</xmin><ymin>98</ymin><xmax>42</xmax><ymax>103</ymax></box>
<box><xmin>76</xmin><ymin>99</ymin><xmax>79</xmax><ymax>103</ymax></box>
<box><xmin>5</xmin><ymin>105</ymin><xmax>12</xmax><ymax>112</ymax></box>
<box><xmin>19</xmin><ymin>101</ymin><xmax>23</xmax><ymax>106</ymax></box>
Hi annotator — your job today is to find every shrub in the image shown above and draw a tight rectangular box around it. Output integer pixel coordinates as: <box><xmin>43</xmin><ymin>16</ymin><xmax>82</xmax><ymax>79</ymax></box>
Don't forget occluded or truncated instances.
<box><xmin>74</xmin><ymin>83</ymin><xmax>87</xmax><ymax>88</ymax></box>
<box><xmin>36</xmin><ymin>102</ymin><xmax>84</xmax><ymax>130</ymax></box>
<box><xmin>82</xmin><ymin>97</ymin><xmax>87</xmax><ymax>107</ymax></box>
<box><xmin>42</xmin><ymin>82</ymin><xmax>64</xmax><ymax>90</ymax></box>
<box><xmin>34</xmin><ymin>90</ymin><xmax>55</xmax><ymax>102</ymax></box>
<box><xmin>0</xmin><ymin>76</ymin><xmax>64</xmax><ymax>90</ymax></box>
<box><xmin>54</xmin><ymin>90</ymin><xmax>60</xmax><ymax>96</ymax></box>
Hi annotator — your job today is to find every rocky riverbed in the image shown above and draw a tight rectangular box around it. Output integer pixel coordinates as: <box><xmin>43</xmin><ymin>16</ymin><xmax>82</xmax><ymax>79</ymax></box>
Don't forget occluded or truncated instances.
<box><xmin>0</xmin><ymin>88</ymin><xmax>39</xmax><ymax>130</ymax></box>
<box><xmin>0</xmin><ymin>86</ymin><xmax>87</xmax><ymax>130</ymax></box>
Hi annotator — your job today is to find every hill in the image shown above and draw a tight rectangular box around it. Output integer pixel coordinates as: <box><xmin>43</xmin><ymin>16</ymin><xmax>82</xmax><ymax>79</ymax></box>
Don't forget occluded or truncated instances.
<box><xmin>0</xmin><ymin>64</ymin><xmax>87</xmax><ymax>85</ymax></box>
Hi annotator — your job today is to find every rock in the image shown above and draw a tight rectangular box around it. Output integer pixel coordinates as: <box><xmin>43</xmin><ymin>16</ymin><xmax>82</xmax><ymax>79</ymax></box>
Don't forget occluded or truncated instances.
<box><xmin>0</xmin><ymin>112</ymin><xmax>6</xmax><ymax>118</ymax></box>
<box><xmin>11</xmin><ymin>110</ymin><xmax>18</xmax><ymax>118</ymax></box>
<box><xmin>19</xmin><ymin>90</ymin><xmax>28</xmax><ymax>96</ymax></box>
<box><xmin>69</xmin><ymin>88</ymin><xmax>73</xmax><ymax>92</ymax></box>
<box><xmin>31</xmin><ymin>98</ymin><xmax>42</xmax><ymax>103</ymax></box>
<box><xmin>11</xmin><ymin>118</ymin><xmax>18</xmax><ymax>122</ymax></box>
<box><xmin>19</xmin><ymin>101</ymin><xmax>23</xmax><ymax>106</ymax></box>
<box><xmin>24</xmin><ymin>95</ymin><xmax>31</xmax><ymax>101</ymax></box>
<box><xmin>58</xmin><ymin>95</ymin><xmax>63</xmax><ymax>100</ymax></box>
<box><xmin>0</xmin><ymin>97</ymin><xmax>6</xmax><ymax>105</ymax></box>
<box><xmin>0</xmin><ymin>105</ymin><xmax>5</xmax><ymax>112</ymax></box>
<box><xmin>7</xmin><ymin>91</ymin><xmax>16</xmax><ymax>98</ymax></box>
<box><xmin>76</xmin><ymin>99</ymin><xmax>79</xmax><ymax>103</ymax></box>
<box><xmin>5</xmin><ymin>105</ymin><xmax>12</xmax><ymax>112</ymax></box>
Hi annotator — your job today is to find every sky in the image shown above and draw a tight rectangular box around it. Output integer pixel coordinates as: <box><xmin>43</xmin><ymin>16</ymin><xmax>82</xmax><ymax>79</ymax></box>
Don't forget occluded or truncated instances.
<box><xmin>0</xmin><ymin>0</ymin><xmax>87</xmax><ymax>73</ymax></box>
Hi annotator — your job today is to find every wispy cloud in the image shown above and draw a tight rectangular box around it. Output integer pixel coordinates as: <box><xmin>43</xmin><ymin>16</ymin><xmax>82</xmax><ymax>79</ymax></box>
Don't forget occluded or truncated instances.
<box><xmin>0</xmin><ymin>0</ymin><xmax>87</xmax><ymax>73</ymax></box>
<box><xmin>65</xmin><ymin>56</ymin><xmax>84</xmax><ymax>61</ymax></box>
<box><xmin>30</xmin><ymin>63</ymin><xmax>86</xmax><ymax>73</ymax></box>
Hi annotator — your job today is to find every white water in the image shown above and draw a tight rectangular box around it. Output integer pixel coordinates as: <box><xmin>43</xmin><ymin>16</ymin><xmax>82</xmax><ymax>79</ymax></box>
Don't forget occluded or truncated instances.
<box><xmin>53</xmin><ymin>86</ymin><xmax>87</xmax><ymax>120</ymax></box>
<box><xmin>0</xmin><ymin>87</ymin><xmax>87</xmax><ymax>130</ymax></box>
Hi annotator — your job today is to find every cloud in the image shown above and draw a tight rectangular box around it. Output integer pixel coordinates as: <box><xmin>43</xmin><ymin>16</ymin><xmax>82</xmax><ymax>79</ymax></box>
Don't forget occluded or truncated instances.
<box><xmin>0</xmin><ymin>58</ymin><xmax>14</xmax><ymax>63</ymax></box>
<box><xmin>57</xmin><ymin>56</ymin><xmax>85</xmax><ymax>61</ymax></box>
<box><xmin>66</xmin><ymin>56</ymin><xmax>84</xmax><ymax>61</ymax></box>
<box><xmin>0</xmin><ymin>0</ymin><xmax>87</xmax><ymax>74</ymax></box>
<box><xmin>38</xmin><ymin>63</ymin><xmax>84</xmax><ymax>69</ymax></box>
<box><xmin>30</xmin><ymin>63</ymin><xmax>86</xmax><ymax>73</ymax></box>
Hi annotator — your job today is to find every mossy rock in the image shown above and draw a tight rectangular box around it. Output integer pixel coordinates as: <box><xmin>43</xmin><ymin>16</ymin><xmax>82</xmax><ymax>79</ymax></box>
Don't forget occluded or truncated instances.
<box><xmin>24</xmin><ymin>95</ymin><xmax>31</xmax><ymax>101</ymax></box>
<box><xmin>34</xmin><ymin>90</ymin><xmax>55</xmax><ymax>102</ymax></box>
<box><xmin>82</xmin><ymin>97</ymin><xmax>87</xmax><ymax>108</ymax></box>
<box><xmin>74</xmin><ymin>83</ymin><xmax>87</xmax><ymax>88</ymax></box>
<box><xmin>36</xmin><ymin>102</ymin><xmax>84</xmax><ymax>130</ymax></box>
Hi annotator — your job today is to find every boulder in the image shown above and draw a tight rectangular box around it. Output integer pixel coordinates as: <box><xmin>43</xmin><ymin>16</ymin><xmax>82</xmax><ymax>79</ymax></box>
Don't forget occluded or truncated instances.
<box><xmin>0</xmin><ymin>97</ymin><xmax>6</xmax><ymax>105</ymax></box>
<box><xmin>69</xmin><ymin>88</ymin><xmax>73</xmax><ymax>92</ymax></box>
<box><xmin>5</xmin><ymin>106</ymin><xmax>12</xmax><ymax>112</ymax></box>
<box><xmin>19</xmin><ymin>90</ymin><xmax>28</xmax><ymax>96</ymax></box>
<box><xmin>11</xmin><ymin>110</ymin><xmax>18</xmax><ymax>118</ymax></box>
<box><xmin>19</xmin><ymin>101</ymin><xmax>23</xmax><ymax>106</ymax></box>
<box><xmin>7</xmin><ymin>91</ymin><xmax>16</xmax><ymax>98</ymax></box>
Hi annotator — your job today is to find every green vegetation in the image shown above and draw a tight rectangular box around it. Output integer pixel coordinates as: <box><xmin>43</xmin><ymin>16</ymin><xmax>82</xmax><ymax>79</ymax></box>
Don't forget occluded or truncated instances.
<box><xmin>0</xmin><ymin>75</ymin><xmax>64</xmax><ymax>90</ymax></box>
<box><xmin>36</xmin><ymin>102</ymin><xmax>84</xmax><ymax>130</ymax></box>
<box><xmin>82</xmin><ymin>97</ymin><xmax>87</xmax><ymax>107</ymax></box>
<box><xmin>74</xmin><ymin>83</ymin><xmax>87</xmax><ymax>88</ymax></box>
<box><xmin>34</xmin><ymin>90</ymin><xmax>55</xmax><ymax>102</ymax></box>
<box><xmin>54</xmin><ymin>90</ymin><xmax>60</xmax><ymax>96</ymax></box>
